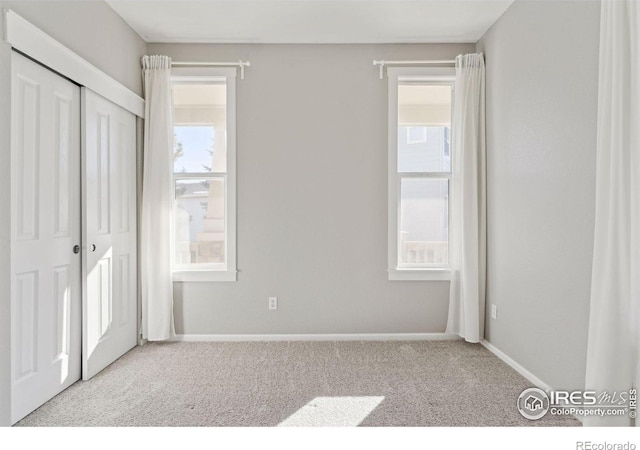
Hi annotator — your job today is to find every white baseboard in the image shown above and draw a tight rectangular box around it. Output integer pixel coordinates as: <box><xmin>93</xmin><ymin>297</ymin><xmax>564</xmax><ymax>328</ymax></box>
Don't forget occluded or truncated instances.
<box><xmin>172</xmin><ymin>333</ymin><xmax>461</xmax><ymax>342</ymax></box>
<box><xmin>480</xmin><ymin>339</ymin><xmax>584</xmax><ymax>424</ymax></box>
<box><xmin>480</xmin><ymin>339</ymin><xmax>552</xmax><ymax>391</ymax></box>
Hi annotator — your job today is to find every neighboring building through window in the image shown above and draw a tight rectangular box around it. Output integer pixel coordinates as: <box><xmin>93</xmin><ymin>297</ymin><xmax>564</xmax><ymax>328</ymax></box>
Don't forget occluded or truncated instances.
<box><xmin>387</xmin><ymin>68</ymin><xmax>454</xmax><ymax>281</ymax></box>
<box><xmin>405</xmin><ymin>126</ymin><xmax>428</xmax><ymax>144</ymax></box>
<box><xmin>171</xmin><ymin>68</ymin><xmax>237</xmax><ymax>281</ymax></box>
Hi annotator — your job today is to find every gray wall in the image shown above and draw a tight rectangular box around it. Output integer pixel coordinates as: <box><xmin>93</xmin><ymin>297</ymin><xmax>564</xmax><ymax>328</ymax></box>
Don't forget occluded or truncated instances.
<box><xmin>477</xmin><ymin>0</ymin><xmax>600</xmax><ymax>391</ymax></box>
<box><xmin>149</xmin><ymin>43</ymin><xmax>474</xmax><ymax>335</ymax></box>
<box><xmin>1</xmin><ymin>1</ymin><xmax>147</xmax><ymax>95</ymax></box>
<box><xmin>0</xmin><ymin>0</ymin><xmax>146</xmax><ymax>426</ymax></box>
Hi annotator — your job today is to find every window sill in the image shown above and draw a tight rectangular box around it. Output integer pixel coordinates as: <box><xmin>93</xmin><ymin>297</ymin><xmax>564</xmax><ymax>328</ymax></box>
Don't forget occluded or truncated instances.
<box><xmin>388</xmin><ymin>268</ymin><xmax>451</xmax><ymax>281</ymax></box>
<box><xmin>173</xmin><ymin>270</ymin><xmax>237</xmax><ymax>282</ymax></box>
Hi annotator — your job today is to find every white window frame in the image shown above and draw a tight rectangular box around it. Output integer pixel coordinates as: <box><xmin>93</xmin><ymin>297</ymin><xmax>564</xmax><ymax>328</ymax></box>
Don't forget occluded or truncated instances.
<box><xmin>388</xmin><ymin>67</ymin><xmax>455</xmax><ymax>281</ymax></box>
<box><xmin>170</xmin><ymin>67</ymin><xmax>237</xmax><ymax>282</ymax></box>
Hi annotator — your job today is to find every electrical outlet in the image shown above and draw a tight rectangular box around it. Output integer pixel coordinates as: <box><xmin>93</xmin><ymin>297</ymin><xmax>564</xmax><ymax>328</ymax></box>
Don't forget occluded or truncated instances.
<box><xmin>269</xmin><ymin>296</ymin><xmax>278</xmax><ymax>310</ymax></box>
<box><xmin>491</xmin><ymin>304</ymin><xmax>498</xmax><ymax>320</ymax></box>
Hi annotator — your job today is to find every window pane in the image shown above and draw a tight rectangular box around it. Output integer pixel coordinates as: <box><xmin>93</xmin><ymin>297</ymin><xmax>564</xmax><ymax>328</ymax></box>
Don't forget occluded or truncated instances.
<box><xmin>175</xmin><ymin>178</ymin><xmax>225</xmax><ymax>266</ymax></box>
<box><xmin>399</xmin><ymin>178</ymin><xmax>448</xmax><ymax>265</ymax></box>
<box><xmin>406</xmin><ymin>126</ymin><xmax>427</xmax><ymax>144</ymax></box>
<box><xmin>398</xmin><ymin>84</ymin><xmax>451</xmax><ymax>173</ymax></box>
<box><xmin>173</xmin><ymin>83</ymin><xmax>227</xmax><ymax>173</ymax></box>
<box><xmin>174</xmin><ymin>126</ymin><xmax>217</xmax><ymax>173</ymax></box>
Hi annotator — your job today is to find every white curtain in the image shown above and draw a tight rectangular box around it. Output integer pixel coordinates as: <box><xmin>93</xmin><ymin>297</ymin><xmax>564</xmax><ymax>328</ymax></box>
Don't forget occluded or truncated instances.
<box><xmin>585</xmin><ymin>0</ymin><xmax>639</xmax><ymax>427</ymax></box>
<box><xmin>141</xmin><ymin>55</ymin><xmax>175</xmax><ymax>341</ymax></box>
<box><xmin>446</xmin><ymin>53</ymin><xmax>487</xmax><ymax>344</ymax></box>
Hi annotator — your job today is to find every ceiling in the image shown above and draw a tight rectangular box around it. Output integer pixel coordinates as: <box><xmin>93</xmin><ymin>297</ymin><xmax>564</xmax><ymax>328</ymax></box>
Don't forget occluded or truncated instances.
<box><xmin>105</xmin><ymin>0</ymin><xmax>514</xmax><ymax>44</ymax></box>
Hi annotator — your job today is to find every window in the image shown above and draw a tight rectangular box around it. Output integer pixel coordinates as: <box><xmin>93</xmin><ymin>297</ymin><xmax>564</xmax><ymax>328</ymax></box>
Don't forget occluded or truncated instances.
<box><xmin>171</xmin><ymin>68</ymin><xmax>237</xmax><ymax>282</ymax></box>
<box><xmin>406</xmin><ymin>126</ymin><xmax>427</xmax><ymax>144</ymax></box>
<box><xmin>387</xmin><ymin>68</ymin><xmax>455</xmax><ymax>281</ymax></box>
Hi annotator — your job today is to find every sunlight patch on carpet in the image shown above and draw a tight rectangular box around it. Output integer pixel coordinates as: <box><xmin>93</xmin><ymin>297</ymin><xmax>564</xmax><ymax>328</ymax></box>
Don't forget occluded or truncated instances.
<box><xmin>278</xmin><ymin>396</ymin><xmax>385</xmax><ymax>427</ymax></box>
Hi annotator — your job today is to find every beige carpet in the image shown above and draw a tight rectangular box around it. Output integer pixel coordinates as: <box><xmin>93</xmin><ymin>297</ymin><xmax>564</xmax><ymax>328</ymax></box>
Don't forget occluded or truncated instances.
<box><xmin>16</xmin><ymin>340</ymin><xmax>580</xmax><ymax>427</ymax></box>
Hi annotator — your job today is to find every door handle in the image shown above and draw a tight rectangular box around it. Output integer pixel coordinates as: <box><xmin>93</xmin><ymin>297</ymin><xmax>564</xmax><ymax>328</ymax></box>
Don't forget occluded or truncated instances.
<box><xmin>91</xmin><ymin>244</ymin><xmax>96</xmax><ymax>252</ymax></box>
<box><xmin>73</xmin><ymin>245</ymin><xmax>80</xmax><ymax>254</ymax></box>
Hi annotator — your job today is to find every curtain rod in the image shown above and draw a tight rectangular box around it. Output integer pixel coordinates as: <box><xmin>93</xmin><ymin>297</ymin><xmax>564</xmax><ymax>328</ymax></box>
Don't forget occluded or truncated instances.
<box><xmin>171</xmin><ymin>60</ymin><xmax>251</xmax><ymax>79</ymax></box>
<box><xmin>373</xmin><ymin>59</ymin><xmax>455</xmax><ymax>79</ymax></box>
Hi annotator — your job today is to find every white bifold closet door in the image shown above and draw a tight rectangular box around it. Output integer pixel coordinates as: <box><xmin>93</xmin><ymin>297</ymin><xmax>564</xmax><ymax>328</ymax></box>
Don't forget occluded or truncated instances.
<box><xmin>10</xmin><ymin>53</ymin><xmax>82</xmax><ymax>423</ymax></box>
<box><xmin>10</xmin><ymin>53</ymin><xmax>138</xmax><ymax>423</ymax></box>
<box><xmin>81</xmin><ymin>89</ymin><xmax>137</xmax><ymax>380</ymax></box>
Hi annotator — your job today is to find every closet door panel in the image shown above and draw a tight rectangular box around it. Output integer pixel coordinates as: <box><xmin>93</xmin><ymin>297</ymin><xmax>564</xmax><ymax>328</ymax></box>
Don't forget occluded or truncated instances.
<box><xmin>10</xmin><ymin>52</ymin><xmax>82</xmax><ymax>424</ymax></box>
<box><xmin>83</xmin><ymin>88</ymin><xmax>138</xmax><ymax>380</ymax></box>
